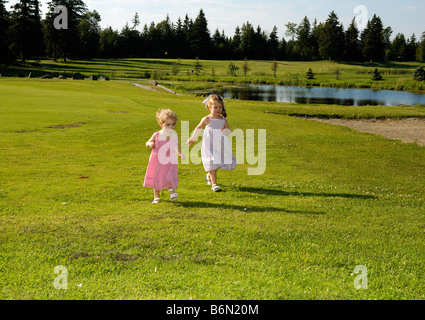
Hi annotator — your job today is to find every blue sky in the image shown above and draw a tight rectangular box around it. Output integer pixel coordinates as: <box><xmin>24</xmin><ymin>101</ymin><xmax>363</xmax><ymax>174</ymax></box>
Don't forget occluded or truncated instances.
<box><xmin>8</xmin><ymin>0</ymin><xmax>425</xmax><ymax>39</ymax></box>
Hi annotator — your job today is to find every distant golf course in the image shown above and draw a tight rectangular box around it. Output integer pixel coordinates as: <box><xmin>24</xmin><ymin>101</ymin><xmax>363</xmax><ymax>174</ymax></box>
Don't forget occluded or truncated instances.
<box><xmin>1</xmin><ymin>59</ymin><xmax>425</xmax><ymax>299</ymax></box>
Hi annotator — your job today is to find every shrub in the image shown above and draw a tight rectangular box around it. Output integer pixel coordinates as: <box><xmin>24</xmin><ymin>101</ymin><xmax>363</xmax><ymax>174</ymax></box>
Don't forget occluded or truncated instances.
<box><xmin>306</xmin><ymin>68</ymin><xmax>314</xmax><ymax>79</ymax></box>
<box><xmin>228</xmin><ymin>62</ymin><xmax>239</xmax><ymax>76</ymax></box>
<box><xmin>413</xmin><ymin>67</ymin><xmax>425</xmax><ymax>81</ymax></box>
<box><xmin>372</xmin><ymin>68</ymin><xmax>383</xmax><ymax>81</ymax></box>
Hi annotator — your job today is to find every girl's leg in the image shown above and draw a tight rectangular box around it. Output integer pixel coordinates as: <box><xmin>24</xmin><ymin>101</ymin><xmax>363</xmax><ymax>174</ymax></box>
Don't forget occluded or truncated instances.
<box><xmin>152</xmin><ymin>189</ymin><xmax>160</xmax><ymax>203</ymax></box>
<box><xmin>209</xmin><ymin>170</ymin><xmax>217</xmax><ymax>186</ymax></box>
<box><xmin>154</xmin><ymin>189</ymin><xmax>160</xmax><ymax>198</ymax></box>
<box><xmin>210</xmin><ymin>169</ymin><xmax>222</xmax><ymax>192</ymax></box>
<box><xmin>168</xmin><ymin>188</ymin><xmax>178</xmax><ymax>201</ymax></box>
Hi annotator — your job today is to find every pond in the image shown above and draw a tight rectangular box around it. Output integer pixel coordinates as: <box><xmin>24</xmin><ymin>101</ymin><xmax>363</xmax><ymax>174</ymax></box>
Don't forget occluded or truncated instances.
<box><xmin>214</xmin><ymin>85</ymin><xmax>425</xmax><ymax>106</ymax></box>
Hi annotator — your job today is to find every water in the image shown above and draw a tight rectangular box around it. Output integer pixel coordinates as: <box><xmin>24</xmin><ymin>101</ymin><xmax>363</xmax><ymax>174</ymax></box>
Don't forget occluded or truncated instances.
<box><xmin>217</xmin><ymin>85</ymin><xmax>425</xmax><ymax>106</ymax></box>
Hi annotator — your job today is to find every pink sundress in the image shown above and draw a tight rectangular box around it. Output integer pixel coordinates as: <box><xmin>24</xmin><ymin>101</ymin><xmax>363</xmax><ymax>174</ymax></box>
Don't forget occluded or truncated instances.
<box><xmin>143</xmin><ymin>131</ymin><xmax>178</xmax><ymax>190</ymax></box>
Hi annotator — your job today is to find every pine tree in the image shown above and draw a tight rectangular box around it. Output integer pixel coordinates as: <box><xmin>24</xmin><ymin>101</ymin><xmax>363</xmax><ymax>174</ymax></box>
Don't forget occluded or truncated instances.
<box><xmin>413</xmin><ymin>67</ymin><xmax>425</xmax><ymax>81</ymax></box>
<box><xmin>99</xmin><ymin>26</ymin><xmax>119</xmax><ymax>58</ymax></box>
<box><xmin>240</xmin><ymin>21</ymin><xmax>255</xmax><ymax>58</ymax></box>
<box><xmin>79</xmin><ymin>10</ymin><xmax>101</xmax><ymax>59</ymax></box>
<box><xmin>268</xmin><ymin>26</ymin><xmax>279</xmax><ymax>59</ymax></box>
<box><xmin>344</xmin><ymin>18</ymin><xmax>361</xmax><ymax>61</ymax></box>
<box><xmin>44</xmin><ymin>0</ymin><xmax>87</xmax><ymax>61</ymax></box>
<box><xmin>295</xmin><ymin>16</ymin><xmax>313</xmax><ymax>60</ymax></box>
<box><xmin>372</xmin><ymin>68</ymin><xmax>383</xmax><ymax>80</ymax></box>
<box><xmin>0</xmin><ymin>0</ymin><xmax>10</xmax><ymax>62</ymax></box>
<box><xmin>9</xmin><ymin>0</ymin><xmax>43</xmax><ymax>61</ymax></box>
<box><xmin>318</xmin><ymin>11</ymin><xmax>344</xmax><ymax>60</ymax></box>
<box><xmin>390</xmin><ymin>33</ymin><xmax>407</xmax><ymax>61</ymax></box>
<box><xmin>361</xmin><ymin>14</ymin><xmax>385</xmax><ymax>62</ymax></box>
<box><xmin>190</xmin><ymin>9</ymin><xmax>211</xmax><ymax>58</ymax></box>
<box><xmin>232</xmin><ymin>26</ymin><xmax>242</xmax><ymax>59</ymax></box>
<box><xmin>131</xmin><ymin>12</ymin><xmax>140</xmax><ymax>30</ymax></box>
<box><xmin>416</xmin><ymin>32</ymin><xmax>425</xmax><ymax>61</ymax></box>
<box><xmin>406</xmin><ymin>34</ymin><xmax>418</xmax><ymax>61</ymax></box>
<box><xmin>306</xmin><ymin>68</ymin><xmax>314</xmax><ymax>79</ymax></box>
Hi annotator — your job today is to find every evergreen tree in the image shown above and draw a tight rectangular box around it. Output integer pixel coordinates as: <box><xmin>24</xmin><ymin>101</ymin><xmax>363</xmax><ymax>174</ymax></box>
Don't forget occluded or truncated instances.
<box><xmin>361</xmin><ymin>14</ymin><xmax>385</xmax><ymax>62</ymax></box>
<box><xmin>44</xmin><ymin>0</ymin><xmax>88</xmax><ymax>61</ymax></box>
<box><xmin>277</xmin><ymin>37</ymin><xmax>287</xmax><ymax>60</ymax></box>
<box><xmin>382</xmin><ymin>26</ymin><xmax>393</xmax><ymax>60</ymax></box>
<box><xmin>240</xmin><ymin>21</ymin><xmax>255</xmax><ymax>58</ymax></box>
<box><xmin>310</xmin><ymin>19</ymin><xmax>321</xmax><ymax>60</ymax></box>
<box><xmin>155</xmin><ymin>15</ymin><xmax>175</xmax><ymax>57</ymax></box>
<box><xmin>190</xmin><ymin>9</ymin><xmax>211</xmax><ymax>58</ymax></box>
<box><xmin>79</xmin><ymin>10</ymin><xmax>101</xmax><ymax>59</ymax></box>
<box><xmin>306</xmin><ymin>68</ymin><xmax>314</xmax><ymax>79</ymax></box>
<box><xmin>131</xmin><ymin>12</ymin><xmax>140</xmax><ymax>30</ymax></box>
<box><xmin>416</xmin><ymin>32</ymin><xmax>425</xmax><ymax>61</ymax></box>
<box><xmin>390</xmin><ymin>33</ymin><xmax>407</xmax><ymax>61</ymax></box>
<box><xmin>212</xmin><ymin>28</ymin><xmax>228</xmax><ymax>59</ymax></box>
<box><xmin>0</xmin><ymin>0</ymin><xmax>10</xmax><ymax>62</ymax></box>
<box><xmin>318</xmin><ymin>11</ymin><xmax>344</xmax><ymax>60</ymax></box>
<box><xmin>371</xmin><ymin>68</ymin><xmax>382</xmax><ymax>80</ymax></box>
<box><xmin>268</xmin><ymin>26</ymin><xmax>279</xmax><ymax>59</ymax></box>
<box><xmin>174</xmin><ymin>17</ymin><xmax>185</xmax><ymax>58</ymax></box>
<box><xmin>406</xmin><ymin>34</ymin><xmax>418</xmax><ymax>61</ymax></box>
<box><xmin>253</xmin><ymin>25</ymin><xmax>268</xmax><ymax>59</ymax></box>
<box><xmin>180</xmin><ymin>15</ymin><xmax>192</xmax><ymax>58</ymax></box>
<box><xmin>9</xmin><ymin>0</ymin><xmax>43</xmax><ymax>61</ymax></box>
<box><xmin>344</xmin><ymin>18</ymin><xmax>361</xmax><ymax>61</ymax></box>
<box><xmin>232</xmin><ymin>26</ymin><xmax>242</xmax><ymax>58</ymax></box>
<box><xmin>413</xmin><ymin>66</ymin><xmax>425</xmax><ymax>81</ymax></box>
<box><xmin>99</xmin><ymin>26</ymin><xmax>119</xmax><ymax>58</ymax></box>
<box><xmin>295</xmin><ymin>16</ymin><xmax>313</xmax><ymax>60</ymax></box>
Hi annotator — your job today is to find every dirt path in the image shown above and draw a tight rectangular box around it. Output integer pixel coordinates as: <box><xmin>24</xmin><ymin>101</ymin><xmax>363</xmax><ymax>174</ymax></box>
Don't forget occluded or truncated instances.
<box><xmin>308</xmin><ymin>117</ymin><xmax>425</xmax><ymax>146</ymax></box>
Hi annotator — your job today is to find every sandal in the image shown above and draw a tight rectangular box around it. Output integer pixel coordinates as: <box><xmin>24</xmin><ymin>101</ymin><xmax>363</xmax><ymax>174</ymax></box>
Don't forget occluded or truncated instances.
<box><xmin>152</xmin><ymin>198</ymin><xmax>160</xmax><ymax>204</ymax></box>
<box><xmin>205</xmin><ymin>174</ymin><xmax>212</xmax><ymax>185</ymax></box>
<box><xmin>211</xmin><ymin>184</ymin><xmax>222</xmax><ymax>192</ymax></box>
<box><xmin>169</xmin><ymin>189</ymin><xmax>178</xmax><ymax>201</ymax></box>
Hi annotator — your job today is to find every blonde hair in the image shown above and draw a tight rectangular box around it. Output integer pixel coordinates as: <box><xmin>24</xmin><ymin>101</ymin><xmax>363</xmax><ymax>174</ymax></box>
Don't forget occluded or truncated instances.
<box><xmin>206</xmin><ymin>94</ymin><xmax>227</xmax><ymax>118</ymax></box>
<box><xmin>156</xmin><ymin>109</ymin><xmax>178</xmax><ymax>126</ymax></box>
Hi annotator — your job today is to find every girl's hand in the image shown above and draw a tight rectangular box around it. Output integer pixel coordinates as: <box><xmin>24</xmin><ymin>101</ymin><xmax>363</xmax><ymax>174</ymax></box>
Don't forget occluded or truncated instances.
<box><xmin>186</xmin><ymin>138</ymin><xmax>194</xmax><ymax>146</ymax></box>
<box><xmin>221</xmin><ymin>128</ymin><xmax>231</xmax><ymax>136</ymax></box>
<box><xmin>179</xmin><ymin>153</ymin><xmax>186</xmax><ymax>160</ymax></box>
<box><xmin>146</xmin><ymin>141</ymin><xmax>155</xmax><ymax>149</ymax></box>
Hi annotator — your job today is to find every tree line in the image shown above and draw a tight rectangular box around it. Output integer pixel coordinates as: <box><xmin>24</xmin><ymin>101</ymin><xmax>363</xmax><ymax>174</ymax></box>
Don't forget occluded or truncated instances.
<box><xmin>1</xmin><ymin>0</ymin><xmax>425</xmax><ymax>63</ymax></box>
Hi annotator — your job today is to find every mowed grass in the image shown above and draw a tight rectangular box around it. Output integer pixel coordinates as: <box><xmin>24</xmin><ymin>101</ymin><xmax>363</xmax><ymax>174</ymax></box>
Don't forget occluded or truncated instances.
<box><xmin>2</xmin><ymin>58</ymin><xmax>425</xmax><ymax>92</ymax></box>
<box><xmin>1</xmin><ymin>78</ymin><xmax>425</xmax><ymax>299</ymax></box>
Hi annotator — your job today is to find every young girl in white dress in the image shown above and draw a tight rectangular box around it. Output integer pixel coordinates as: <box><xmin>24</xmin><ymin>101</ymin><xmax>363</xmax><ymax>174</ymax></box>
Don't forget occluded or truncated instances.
<box><xmin>187</xmin><ymin>94</ymin><xmax>236</xmax><ymax>192</ymax></box>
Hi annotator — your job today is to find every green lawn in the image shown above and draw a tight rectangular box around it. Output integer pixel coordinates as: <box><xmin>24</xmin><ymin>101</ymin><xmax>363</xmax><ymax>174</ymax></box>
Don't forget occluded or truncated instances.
<box><xmin>0</xmin><ymin>77</ymin><xmax>425</xmax><ymax>299</ymax></box>
<box><xmin>2</xmin><ymin>58</ymin><xmax>425</xmax><ymax>92</ymax></box>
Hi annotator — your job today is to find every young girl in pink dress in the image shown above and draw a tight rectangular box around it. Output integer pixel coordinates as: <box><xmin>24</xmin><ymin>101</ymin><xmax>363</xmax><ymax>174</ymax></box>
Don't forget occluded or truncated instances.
<box><xmin>144</xmin><ymin>109</ymin><xmax>184</xmax><ymax>203</ymax></box>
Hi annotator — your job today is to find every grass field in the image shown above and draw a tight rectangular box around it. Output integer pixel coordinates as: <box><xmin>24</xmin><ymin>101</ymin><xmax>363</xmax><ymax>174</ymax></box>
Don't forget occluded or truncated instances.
<box><xmin>2</xmin><ymin>58</ymin><xmax>425</xmax><ymax>92</ymax></box>
<box><xmin>1</xmin><ymin>77</ymin><xmax>425</xmax><ymax>299</ymax></box>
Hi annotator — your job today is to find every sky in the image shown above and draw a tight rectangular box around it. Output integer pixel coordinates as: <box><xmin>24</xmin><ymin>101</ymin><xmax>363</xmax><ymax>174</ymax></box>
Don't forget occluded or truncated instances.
<box><xmin>7</xmin><ymin>0</ymin><xmax>425</xmax><ymax>40</ymax></box>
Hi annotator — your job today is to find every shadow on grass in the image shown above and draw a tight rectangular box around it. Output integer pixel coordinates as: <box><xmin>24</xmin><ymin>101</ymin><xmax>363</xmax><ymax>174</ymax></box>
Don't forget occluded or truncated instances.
<box><xmin>177</xmin><ymin>200</ymin><xmax>324</xmax><ymax>215</ymax></box>
<box><xmin>237</xmin><ymin>187</ymin><xmax>376</xmax><ymax>200</ymax></box>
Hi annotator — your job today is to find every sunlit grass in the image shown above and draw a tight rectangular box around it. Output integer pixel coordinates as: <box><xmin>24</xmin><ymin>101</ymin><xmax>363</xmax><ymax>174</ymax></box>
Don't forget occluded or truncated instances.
<box><xmin>1</xmin><ymin>58</ymin><xmax>425</xmax><ymax>91</ymax></box>
<box><xmin>0</xmin><ymin>78</ymin><xmax>424</xmax><ymax>299</ymax></box>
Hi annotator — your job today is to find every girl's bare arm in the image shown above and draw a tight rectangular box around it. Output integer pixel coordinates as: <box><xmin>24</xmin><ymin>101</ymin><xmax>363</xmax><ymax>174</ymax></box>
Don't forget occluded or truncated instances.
<box><xmin>146</xmin><ymin>133</ymin><xmax>156</xmax><ymax>148</ymax></box>
<box><xmin>221</xmin><ymin>118</ymin><xmax>231</xmax><ymax>135</ymax></box>
<box><xmin>187</xmin><ymin>117</ymin><xmax>209</xmax><ymax>145</ymax></box>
